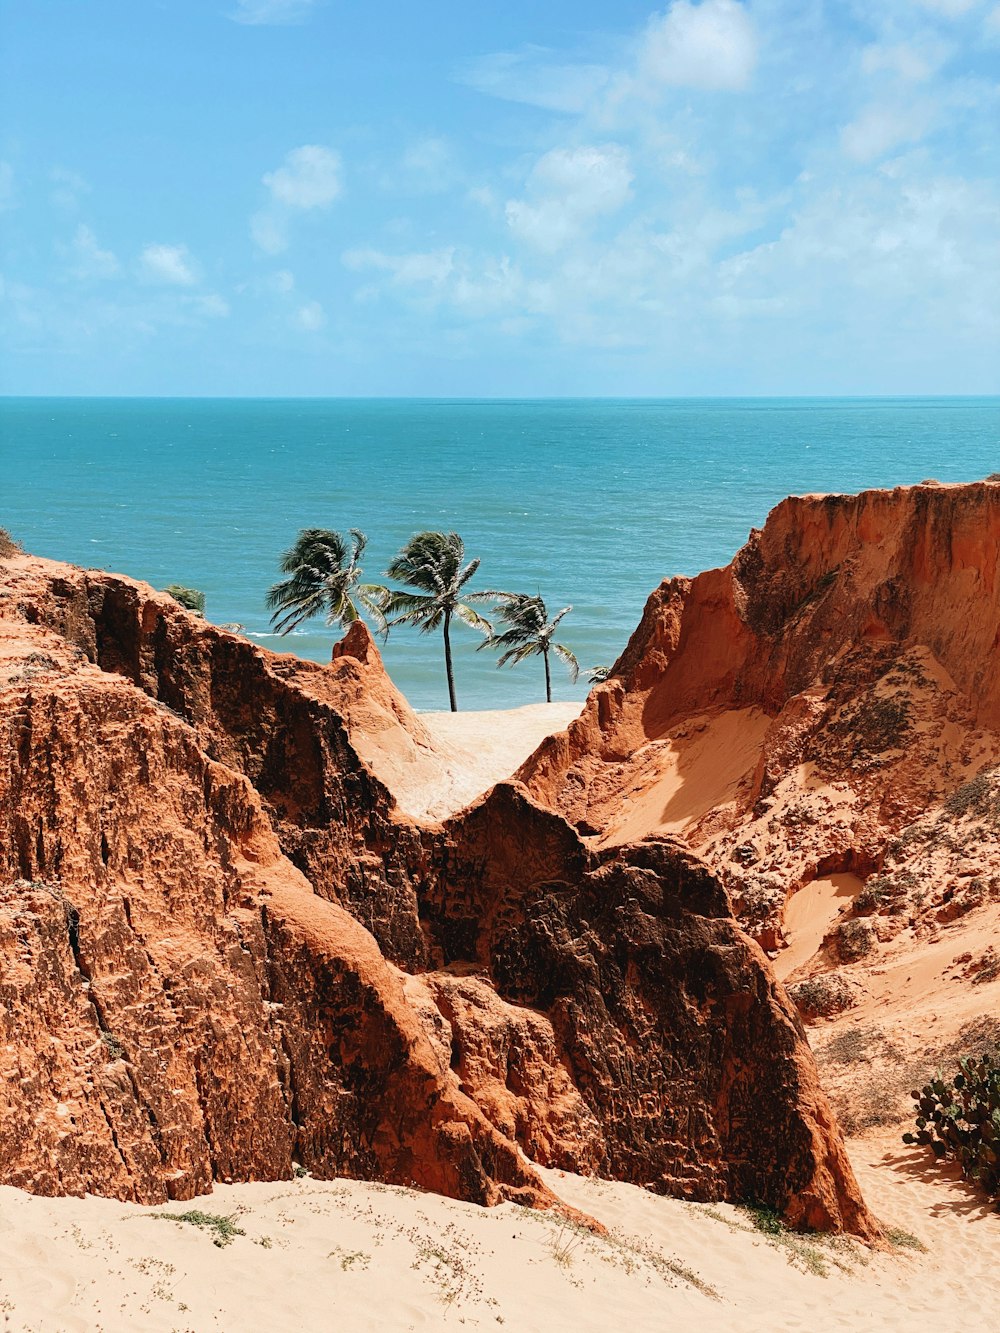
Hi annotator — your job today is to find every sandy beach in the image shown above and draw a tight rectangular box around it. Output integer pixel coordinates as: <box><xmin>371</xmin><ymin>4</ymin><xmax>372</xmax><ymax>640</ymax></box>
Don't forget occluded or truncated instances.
<box><xmin>1</xmin><ymin>1136</ymin><xmax>996</xmax><ymax>1332</ymax></box>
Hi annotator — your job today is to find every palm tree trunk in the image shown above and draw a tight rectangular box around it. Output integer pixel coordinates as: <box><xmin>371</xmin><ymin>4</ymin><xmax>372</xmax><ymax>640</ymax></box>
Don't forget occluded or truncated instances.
<box><xmin>543</xmin><ymin>645</ymin><xmax>552</xmax><ymax>703</ymax></box>
<box><xmin>443</xmin><ymin>608</ymin><xmax>458</xmax><ymax>712</ymax></box>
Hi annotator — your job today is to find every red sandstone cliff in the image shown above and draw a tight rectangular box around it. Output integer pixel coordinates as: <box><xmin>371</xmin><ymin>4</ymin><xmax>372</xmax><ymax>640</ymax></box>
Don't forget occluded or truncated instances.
<box><xmin>517</xmin><ymin>481</ymin><xmax>1000</xmax><ymax>1130</ymax></box>
<box><xmin>0</xmin><ymin>549</ymin><xmax>876</xmax><ymax>1237</ymax></box>
<box><xmin>521</xmin><ymin>481</ymin><xmax>1000</xmax><ymax>892</ymax></box>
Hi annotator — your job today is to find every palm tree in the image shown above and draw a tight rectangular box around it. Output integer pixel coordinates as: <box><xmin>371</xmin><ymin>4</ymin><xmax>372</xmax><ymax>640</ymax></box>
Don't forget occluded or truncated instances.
<box><xmin>482</xmin><ymin>593</ymin><xmax>579</xmax><ymax>703</ymax></box>
<box><xmin>265</xmin><ymin>528</ymin><xmax>388</xmax><ymax>636</ymax></box>
<box><xmin>381</xmin><ymin>531</ymin><xmax>493</xmax><ymax>711</ymax></box>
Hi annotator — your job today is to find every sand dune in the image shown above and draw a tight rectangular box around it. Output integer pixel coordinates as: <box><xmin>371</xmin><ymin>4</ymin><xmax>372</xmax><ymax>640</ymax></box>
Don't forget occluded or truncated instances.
<box><xmin>0</xmin><ymin>1137</ymin><xmax>996</xmax><ymax>1332</ymax></box>
<box><xmin>596</xmin><ymin>707</ymin><xmax>771</xmax><ymax>847</ymax></box>
<box><xmin>775</xmin><ymin>873</ymin><xmax>861</xmax><ymax>981</ymax></box>
<box><xmin>416</xmin><ymin>701</ymin><xmax>583</xmax><ymax>819</ymax></box>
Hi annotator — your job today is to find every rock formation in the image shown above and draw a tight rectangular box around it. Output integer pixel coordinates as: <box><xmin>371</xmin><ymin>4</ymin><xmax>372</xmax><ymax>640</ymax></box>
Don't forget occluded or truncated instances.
<box><xmin>520</xmin><ymin>482</ymin><xmax>1000</xmax><ymax>919</ymax></box>
<box><xmin>517</xmin><ymin>481</ymin><xmax>1000</xmax><ymax>1132</ymax></box>
<box><xmin>0</xmin><ymin>548</ymin><xmax>876</xmax><ymax>1236</ymax></box>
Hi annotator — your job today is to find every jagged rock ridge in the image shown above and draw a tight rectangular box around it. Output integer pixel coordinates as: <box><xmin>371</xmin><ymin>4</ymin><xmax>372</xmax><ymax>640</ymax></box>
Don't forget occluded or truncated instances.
<box><xmin>0</xmin><ymin>550</ymin><xmax>874</xmax><ymax>1237</ymax></box>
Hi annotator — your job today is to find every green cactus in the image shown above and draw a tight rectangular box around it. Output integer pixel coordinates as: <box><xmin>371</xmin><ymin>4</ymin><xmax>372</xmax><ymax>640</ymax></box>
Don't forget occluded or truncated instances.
<box><xmin>903</xmin><ymin>1053</ymin><xmax>1000</xmax><ymax>1204</ymax></box>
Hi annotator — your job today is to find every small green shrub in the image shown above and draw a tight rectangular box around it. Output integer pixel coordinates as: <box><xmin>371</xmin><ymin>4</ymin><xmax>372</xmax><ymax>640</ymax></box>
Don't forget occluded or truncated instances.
<box><xmin>100</xmin><ymin>1031</ymin><xmax>126</xmax><ymax>1061</ymax></box>
<box><xmin>741</xmin><ymin>1204</ymin><xmax>784</xmax><ymax>1236</ymax></box>
<box><xmin>943</xmin><ymin>768</ymin><xmax>1000</xmax><ymax>820</ymax></box>
<box><xmin>835</xmin><ymin>918</ymin><xmax>876</xmax><ymax>962</ymax></box>
<box><xmin>830</xmin><ymin>695</ymin><xmax>911</xmax><ymax>755</ymax></box>
<box><xmin>902</xmin><ymin>1054</ymin><xmax>1000</xmax><ymax>1203</ymax></box>
<box><xmin>0</xmin><ymin>527</ymin><xmax>22</xmax><ymax>558</ymax></box>
<box><xmin>854</xmin><ymin>876</ymin><xmax>889</xmax><ymax>914</ymax></box>
<box><xmin>148</xmin><ymin>1209</ymin><xmax>245</xmax><ymax>1247</ymax></box>
<box><xmin>585</xmin><ymin>664</ymin><xmax>612</xmax><ymax>684</ymax></box>
<box><xmin>787</xmin><ymin>973</ymin><xmax>857</xmax><ymax>1020</ymax></box>
<box><xmin>884</xmin><ymin>1225</ymin><xmax>926</xmax><ymax>1252</ymax></box>
<box><xmin>164</xmin><ymin>585</ymin><xmax>206</xmax><ymax>615</ymax></box>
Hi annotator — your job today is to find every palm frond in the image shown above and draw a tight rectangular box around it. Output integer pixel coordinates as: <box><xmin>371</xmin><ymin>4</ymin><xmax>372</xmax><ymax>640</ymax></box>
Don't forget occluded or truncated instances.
<box><xmin>497</xmin><ymin>641</ymin><xmax>541</xmax><ymax>668</ymax></box>
<box><xmin>386</xmin><ymin>531</ymin><xmax>463</xmax><ymax>594</ymax></box>
<box><xmin>465</xmin><ymin>587</ymin><xmax>509</xmax><ymax>606</ymax></box>
<box><xmin>349</xmin><ymin>529</ymin><xmax>368</xmax><ymax>561</ymax></box>
<box><xmin>381</xmin><ymin>589</ymin><xmax>435</xmax><ymax>617</ymax></box>
<box><xmin>453</xmin><ymin>602</ymin><xmax>492</xmax><ymax>636</ymax></box>
<box><xmin>456</xmin><ymin>557</ymin><xmax>481</xmax><ymax>589</ymax></box>
<box><xmin>267</xmin><ymin>527</ymin><xmax>382</xmax><ymax>635</ymax></box>
<box><xmin>553</xmin><ymin>642</ymin><xmax>580</xmax><ymax>682</ymax></box>
<box><xmin>475</xmin><ymin>589</ymin><xmax>520</xmax><ymax>603</ymax></box>
<box><xmin>382</xmin><ymin>586</ymin><xmax>444</xmax><ymax>633</ymax></box>
<box><xmin>478</xmin><ymin>589</ymin><xmax>579</xmax><ymax>691</ymax></box>
<box><xmin>358</xmin><ymin>584</ymin><xmax>390</xmax><ymax>637</ymax></box>
<box><xmin>277</xmin><ymin>528</ymin><xmax>347</xmax><ymax>576</ymax></box>
<box><xmin>482</xmin><ymin>625</ymin><xmax>532</xmax><ymax>651</ymax></box>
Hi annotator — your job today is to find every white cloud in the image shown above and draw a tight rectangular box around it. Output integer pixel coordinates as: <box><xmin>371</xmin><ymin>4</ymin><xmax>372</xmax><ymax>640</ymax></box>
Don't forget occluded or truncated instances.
<box><xmin>49</xmin><ymin>167</ymin><xmax>90</xmax><ymax>211</ymax></box>
<box><xmin>397</xmin><ymin>137</ymin><xmax>457</xmax><ymax>193</ymax></box>
<box><xmin>635</xmin><ymin>0</ymin><xmax>758</xmax><ymax>93</ymax></box>
<box><xmin>253</xmin><ymin>145</ymin><xmax>341</xmax><ymax>255</ymax></box>
<box><xmin>194</xmin><ymin>293</ymin><xmax>230</xmax><ymax>318</ymax></box>
<box><xmin>294</xmin><ymin>300</ymin><xmax>326</xmax><ymax>330</ymax></box>
<box><xmin>860</xmin><ymin>40</ymin><xmax>949</xmax><ymax>81</ymax></box>
<box><xmin>505</xmin><ymin>145</ymin><xmax>633</xmax><ymax>252</ymax></box>
<box><xmin>467</xmin><ymin>185</ymin><xmax>499</xmax><ymax>213</ymax></box>
<box><xmin>341</xmin><ymin>246</ymin><xmax>549</xmax><ymax>322</ymax></box>
<box><xmin>840</xmin><ymin>103</ymin><xmax>934</xmax><ymax>162</ymax></box>
<box><xmin>458</xmin><ymin>49</ymin><xmax>611</xmax><ymax>113</ymax></box>
<box><xmin>985</xmin><ymin>3</ymin><xmax>1000</xmax><ymax>35</ymax></box>
<box><xmin>250</xmin><ymin>210</ymin><xmax>289</xmax><ymax>255</ymax></box>
<box><xmin>464</xmin><ymin>1</ymin><xmax>757</xmax><ymax>118</ymax></box>
<box><xmin>263</xmin><ymin>145</ymin><xmax>341</xmax><ymax>209</ymax></box>
<box><xmin>912</xmin><ymin>0</ymin><xmax>981</xmax><ymax>16</ymax></box>
<box><xmin>139</xmin><ymin>243</ymin><xmax>198</xmax><ymax>286</ymax></box>
<box><xmin>229</xmin><ymin>0</ymin><xmax>320</xmax><ymax>25</ymax></box>
<box><xmin>343</xmin><ymin>247</ymin><xmax>456</xmax><ymax>288</ymax></box>
<box><xmin>68</xmin><ymin>225</ymin><xmax>119</xmax><ymax>280</ymax></box>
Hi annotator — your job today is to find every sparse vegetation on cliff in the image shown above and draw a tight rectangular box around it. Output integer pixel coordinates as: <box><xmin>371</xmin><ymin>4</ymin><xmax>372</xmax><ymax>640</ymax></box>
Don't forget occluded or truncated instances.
<box><xmin>164</xmin><ymin>584</ymin><xmax>206</xmax><ymax>614</ymax></box>
<box><xmin>0</xmin><ymin>527</ymin><xmax>22</xmax><ymax>557</ymax></box>
<box><xmin>943</xmin><ymin>767</ymin><xmax>1000</xmax><ymax>822</ymax></box>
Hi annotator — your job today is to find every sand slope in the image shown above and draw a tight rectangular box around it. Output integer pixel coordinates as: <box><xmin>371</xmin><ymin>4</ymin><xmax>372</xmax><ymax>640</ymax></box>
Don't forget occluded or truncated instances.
<box><xmin>0</xmin><ymin>1139</ymin><xmax>996</xmax><ymax>1332</ymax></box>
<box><xmin>415</xmin><ymin>702</ymin><xmax>583</xmax><ymax>820</ymax></box>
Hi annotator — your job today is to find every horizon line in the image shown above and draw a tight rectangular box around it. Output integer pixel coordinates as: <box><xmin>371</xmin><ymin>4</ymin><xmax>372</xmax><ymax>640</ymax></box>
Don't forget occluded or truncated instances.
<box><xmin>2</xmin><ymin>392</ymin><xmax>998</xmax><ymax>403</ymax></box>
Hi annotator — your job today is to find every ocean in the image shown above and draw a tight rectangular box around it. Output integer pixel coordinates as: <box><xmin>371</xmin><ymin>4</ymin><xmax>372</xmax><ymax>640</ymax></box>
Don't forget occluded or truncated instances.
<box><xmin>2</xmin><ymin>397</ymin><xmax>998</xmax><ymax>711</ymax></box>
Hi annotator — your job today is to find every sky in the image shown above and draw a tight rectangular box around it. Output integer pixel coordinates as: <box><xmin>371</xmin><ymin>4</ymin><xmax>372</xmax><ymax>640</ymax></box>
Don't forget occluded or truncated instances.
<box><xmin>1</xmin><ymin>0</ymin><xmax>998</xmax><ymax>396</ymax></box>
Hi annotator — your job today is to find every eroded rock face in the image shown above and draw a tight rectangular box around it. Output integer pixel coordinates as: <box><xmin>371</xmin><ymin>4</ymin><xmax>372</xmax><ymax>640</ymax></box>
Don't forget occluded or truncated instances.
<box><xmin>9</xmin><ymin>559</ymin><xmax>430</xmax><ymax>969</ymax></box>
<box><xmin>514</xmin><ymin>482</ymin><xmax>1000</xmax><ymax>1151</ymax></box>
<box><xmin>0</xmin><ymin>552</ymin><xmax>875</xmax><ymax>1236</ymax></box>
<box><xmin>431</xmin><ymin>788</ymin><xmax>871</xmax><ymax>1234</ymax></box>
<box><xmin>0</xmin><ymin>641</ymin><xmax>552</xmax><ymax>1210</ymax></box>
<box><xmin>518</xmin><ymin>483</ymin><xmax>1000</xmax><ymax>943</ymax></box>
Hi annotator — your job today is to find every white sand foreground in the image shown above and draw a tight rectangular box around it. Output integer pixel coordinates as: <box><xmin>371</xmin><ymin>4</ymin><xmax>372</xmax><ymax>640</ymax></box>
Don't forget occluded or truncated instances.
<box><xmin>1</xmin><ymin>1137</ymin><xmax>996</xmax><ymax>1332</ymax></box>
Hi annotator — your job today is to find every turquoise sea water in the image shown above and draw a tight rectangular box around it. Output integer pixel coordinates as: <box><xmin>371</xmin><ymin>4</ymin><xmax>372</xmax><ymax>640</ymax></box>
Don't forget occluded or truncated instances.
<box><xmin>2</xmin><ymin>397</ymin><xmax>998</xmax><ymax>711</ymax></box>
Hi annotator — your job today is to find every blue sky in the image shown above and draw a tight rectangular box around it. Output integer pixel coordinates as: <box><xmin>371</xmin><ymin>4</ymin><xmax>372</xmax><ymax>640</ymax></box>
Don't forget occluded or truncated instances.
<box><xmin>1</xmin><ymin>0</ymin><xmax>998</xmax><ymax>395</ymax></box>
